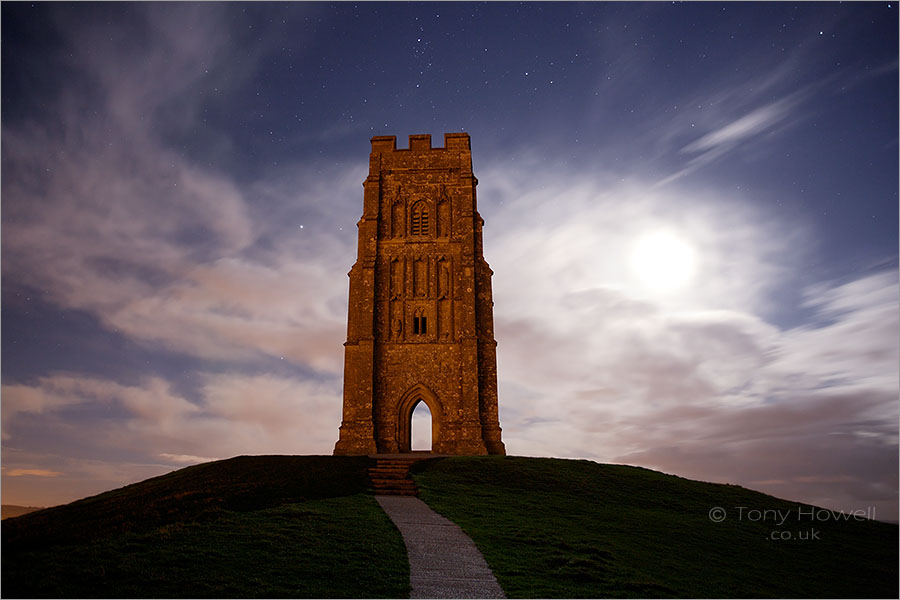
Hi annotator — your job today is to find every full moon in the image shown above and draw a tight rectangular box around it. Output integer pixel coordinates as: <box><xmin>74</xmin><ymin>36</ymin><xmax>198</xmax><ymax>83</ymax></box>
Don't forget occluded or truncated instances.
<box><xmin>630</xmin><ymin>230</ymin><xmax>698</xmax><ymax>292</ymax></box>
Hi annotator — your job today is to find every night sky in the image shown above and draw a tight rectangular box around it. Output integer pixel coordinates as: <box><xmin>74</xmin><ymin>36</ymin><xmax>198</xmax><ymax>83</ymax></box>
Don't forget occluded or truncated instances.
<box><xmin>2</xmin><ymin>2</ymin><xmax>897</xmax><ymax>517</ymax></box>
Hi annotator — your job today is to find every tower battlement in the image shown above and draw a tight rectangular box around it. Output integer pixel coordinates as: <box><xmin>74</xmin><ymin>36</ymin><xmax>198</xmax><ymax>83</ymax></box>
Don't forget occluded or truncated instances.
<box><xmin>370</xmin><ymin>133</ymin><xmax>471</xmax><ymax>153</ymax></box>
<box><xmin>369</xmin><ymin>133</ymin><xmax>473</xmax><ymax>176</ymax></box>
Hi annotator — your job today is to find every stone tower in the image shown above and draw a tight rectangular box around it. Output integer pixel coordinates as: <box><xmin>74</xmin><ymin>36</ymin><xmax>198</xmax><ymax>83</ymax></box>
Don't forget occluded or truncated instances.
<box><xmin>334</xmin><ymin>133</ymin><xmax>505</xmax><ymax>456</ymax></box>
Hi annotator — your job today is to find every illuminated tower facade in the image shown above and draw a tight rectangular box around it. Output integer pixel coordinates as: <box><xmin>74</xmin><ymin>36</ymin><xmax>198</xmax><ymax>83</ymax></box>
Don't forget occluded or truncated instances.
<box><xmin>334</xmin><ymin>133</ymin><xmax>505</xmax><ymax>455</ymax></box>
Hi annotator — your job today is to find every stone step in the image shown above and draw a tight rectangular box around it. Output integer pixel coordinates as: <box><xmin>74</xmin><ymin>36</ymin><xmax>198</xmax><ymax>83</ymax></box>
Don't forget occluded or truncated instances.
<box><xmin>376</xmin><ymin>489</ymin><xmax>418</xmax><ymax>496</ymax></box>
<box><xmin>369</xmin><ymin>457</ymin><xmax>420</xmax><ymax>496</ymax></box>
<box><xmin>371</xmin><ymin>479</ymin><xmax>416</xmax><ymax>486</ymax></box>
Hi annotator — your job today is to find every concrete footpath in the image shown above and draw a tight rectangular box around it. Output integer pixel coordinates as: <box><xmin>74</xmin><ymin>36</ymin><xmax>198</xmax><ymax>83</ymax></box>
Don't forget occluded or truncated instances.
<box><xmin>376</xmin><ymin>496</ymin><xmax>506</xmax><ymax>599</ymax></box>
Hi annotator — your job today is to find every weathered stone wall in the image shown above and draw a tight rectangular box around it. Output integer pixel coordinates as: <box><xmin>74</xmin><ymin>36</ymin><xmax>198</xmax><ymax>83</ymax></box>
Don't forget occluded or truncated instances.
<box><xmin>334</xmin><ymin>133</ymin><xmax>505</xmax><ymax>455</ymax></box>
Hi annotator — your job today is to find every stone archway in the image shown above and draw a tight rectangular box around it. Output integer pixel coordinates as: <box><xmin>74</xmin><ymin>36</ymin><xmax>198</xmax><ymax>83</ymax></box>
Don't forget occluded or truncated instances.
<box><xmin>397</xmin><ymin>384</ymin><xmax>441</xmax><ymax>453</ymax></box>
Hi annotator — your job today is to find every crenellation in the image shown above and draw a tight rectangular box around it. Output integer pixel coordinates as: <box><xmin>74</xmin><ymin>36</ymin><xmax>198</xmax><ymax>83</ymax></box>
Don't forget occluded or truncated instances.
<box><xmin>408</xmin><ymin>134</ymin><xmax>432</xmax><ymax>151</ymax></box>
<box><xmin>368</xmin><ymin>132</ymin><xmax>473</xmax><ymax>177</ymax></box>
<box><xmin>370</xmin><ymin>135</ymin><xmax>397</xmax><ymax>153</ymax></box>
<box><xmin>444</xmin><ymin>132</ymin><xmax>471</xmax><ymax>151</ymax></box>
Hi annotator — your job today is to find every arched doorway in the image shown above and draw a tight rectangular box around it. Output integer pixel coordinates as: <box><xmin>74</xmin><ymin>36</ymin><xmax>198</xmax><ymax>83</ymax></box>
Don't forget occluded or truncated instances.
<box><xmin>397</xmin><ymin>384</ymin><xmax>441</xmax><ymax>453</ymax></box>
<box><xmin>410</xmin><ymin>401</ymin><xmax>432</xmax><ymax>451</ymax></box>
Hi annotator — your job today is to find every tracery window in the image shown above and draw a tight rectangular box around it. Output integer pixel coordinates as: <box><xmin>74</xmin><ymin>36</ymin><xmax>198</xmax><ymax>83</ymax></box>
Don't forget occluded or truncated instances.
<box><xmin>410</xmin><ymin>201</ymin><xmax>429</xmax><ymax>236</ymax></box>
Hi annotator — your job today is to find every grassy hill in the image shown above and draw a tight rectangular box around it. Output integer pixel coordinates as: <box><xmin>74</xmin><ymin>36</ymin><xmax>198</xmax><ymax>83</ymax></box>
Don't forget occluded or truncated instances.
<box><xmin>3</xmin><ymin>455</ymin><xmax>897</xmax><ymax>598</ymax></box>
<box><xmin>1</xmin><ymin>456</ymin><xmax>409</xmax><ymax>598</ymax></box>
<box><xmin>413</xmin><ymin>457</ymin><xmax>898</xmax><ymax>598</ymax></box>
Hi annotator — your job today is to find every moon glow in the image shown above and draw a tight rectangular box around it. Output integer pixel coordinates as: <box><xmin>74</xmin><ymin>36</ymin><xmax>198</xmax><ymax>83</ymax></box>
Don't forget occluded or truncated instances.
<box><xmin>630</xmin><ymin>230</ymin><xmax>698</xmax><ymax>293</ymax></box>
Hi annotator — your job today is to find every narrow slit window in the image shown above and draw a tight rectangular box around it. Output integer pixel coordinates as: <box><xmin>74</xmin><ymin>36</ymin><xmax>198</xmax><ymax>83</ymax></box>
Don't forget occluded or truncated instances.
<box><xmin>413</xmin><ymin>310</ymin><xmax>427</xmax><ymax>336</ymax></box>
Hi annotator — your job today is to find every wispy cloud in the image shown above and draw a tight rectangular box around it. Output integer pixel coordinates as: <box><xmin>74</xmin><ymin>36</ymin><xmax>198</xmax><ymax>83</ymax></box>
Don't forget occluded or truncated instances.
<box><xmin>1</xmin><ymin>6</ymin><xmax>361</xmax><ymax>373</ymax></box>
<box><xmin>1</xmin><ymin>371</ymin><xmax>344</xmax><ymax>503</ymax></box>
<box><xmin>4</xmin><ymin>469</ymin><xmax>62</xmax><ymax>478</ymax></box>
<box><xmin>1</xmin><ymin>375</ymin><xmax>199</xmax><ymax>440</ymax></box>
<box><xmin>682</xmin><ymin>95</ymin><xmax>800</xmax><ymax>154</ymax></box>
<box><xmin>159</xmin><ymin>453</ymin><xmax>220</xmax><ymax>464</ymax></box>
<box><xmin>655</xmin><ymin>92</ymin><xmax>805</xmax><ymax>187</ymax></box>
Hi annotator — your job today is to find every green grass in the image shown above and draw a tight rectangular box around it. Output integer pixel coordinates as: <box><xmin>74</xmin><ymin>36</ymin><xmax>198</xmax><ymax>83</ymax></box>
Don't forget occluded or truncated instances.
<box><xmin>3</xmin><ymin>455</ymin><xmax>375</xmax><ymax>548</ymax></box>
<box><xmin>412</xmin><ymin>456</ymin><xmax>898</xmax><ymax>598</ymax></box>
<box><xmin>5</xmin><ymin>454</ymin><xmax>897</xmax><ymax>598</ymax></box>
<box><xmin>2</xmin><ymin>456</ymin><xmax>409</xmax><ymax>598</ymax></box>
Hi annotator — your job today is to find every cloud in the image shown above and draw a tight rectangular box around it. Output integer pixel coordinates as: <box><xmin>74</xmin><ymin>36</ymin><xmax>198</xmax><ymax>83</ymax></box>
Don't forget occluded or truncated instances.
<box><xmin>0</xmin><ymin>448</ymin><xmax>191</xmax><ymax>508</ymax></box>
<box><xmin>2</xmin><ymin>6</ymin><xmax>255</xmax><ymax>313</ymax></box>
<box><xmin>3</xmin><ymin>469</ymin><xmax>62</xmax><ymax>478</ymax></box>
<box><xmin>0</xmin><ymin>5</ymin><xmax>359</xmax><ymax>505</ymax></box>
<box><xmin>769</xmin><ymin>271</ymin><xmax>900</xmax><ymax>398</ymax></box>
<box><xmin>1</xmin><ymin>375</ymin><xmax>199</xmax><ymax>440</ymax></box>
<box><xmin>1</xmin><ymin>6</ymin><xmax>363</xmax><ymax>374</ymax></box>
<box><xmin>2</xmin><ymin>372</ymin><xmax>342</xmax><ymax>454</ymax></box>
<box><xmin>655</xmin><ymin>92</ymin><xmax>805</xmax><ymax>186</ymax></box>
<box><xmin>1</xmin><ymin>370</ymin><xmax>344</xmax><ymax>504</ymax></box>
<box><xmin>480</xmin><ymin>162</ymin><xmax>801</xmax><ymax>318</ymax></box>
<box><xmin>493</xmin><ymin>263</ymin><xmax>896</xmax><ymax>513</ymax></box>
<box><xmin>471</xmin><ymin>162</ymin><xmax>897</xmax><ymax>514</ymax></box>
<box><xmin>158</xmin><ymin>453</ymin><xmax>220</xmax><ymax>464</ymax></box>
<box><xmin>682</xmin><ymin>95</ymin><xmax>799</xmax><ymax>154</ymax></box>
<box><xmin>105</xmin><ymin>252</ymin><xmax>348</xmax><ymax>372</ymax></box>
<box><xmin>200</xmin><ymin>373</ymin><xmax>340</xmax><ymax>440</ymax></box>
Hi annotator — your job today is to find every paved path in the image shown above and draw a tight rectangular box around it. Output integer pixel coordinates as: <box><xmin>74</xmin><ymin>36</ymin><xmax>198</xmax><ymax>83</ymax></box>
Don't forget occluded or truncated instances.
<box><xmin>376</xmin><ymin>496</ymin><xmax>506</xmax><ymax>599</ymax></box>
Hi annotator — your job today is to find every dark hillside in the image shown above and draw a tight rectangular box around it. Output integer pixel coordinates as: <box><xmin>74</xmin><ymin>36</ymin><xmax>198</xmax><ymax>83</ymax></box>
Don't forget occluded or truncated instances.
<box><xmin>3</xmin><ymin>455</ymin><xmax>371</xmax><ymax>548</ymax></box>
<box><xmin>4</xmin><ymin>455</ymin><xmax>896</xmax><ymax>598</ymax></box>
<box><xmin>412</xmin><ymin>456</ymin><xmax>899</xmax><ymax>598</ymax></box>
<box><xmin>1</xmin><ymin>455</ymin><xmax>408</xmax><ymax>598</ymax></box>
